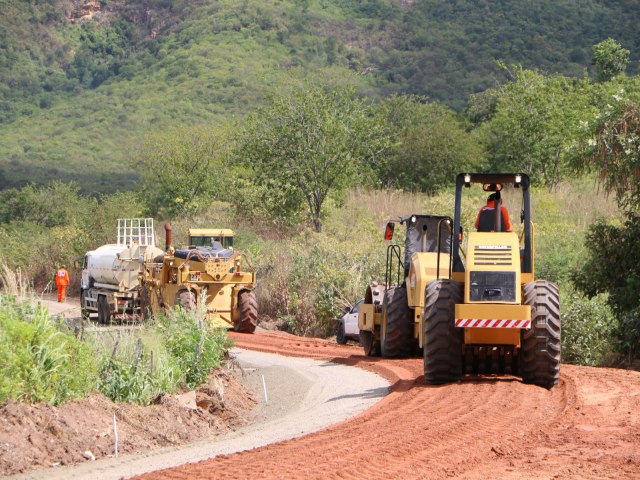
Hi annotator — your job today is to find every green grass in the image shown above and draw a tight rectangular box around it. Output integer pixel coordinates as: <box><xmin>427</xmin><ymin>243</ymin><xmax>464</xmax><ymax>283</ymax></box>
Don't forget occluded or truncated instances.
<box><xmin>0</xmin><ymin>291</ymin><xmax>232</xmax><ymax>406</ymax></box>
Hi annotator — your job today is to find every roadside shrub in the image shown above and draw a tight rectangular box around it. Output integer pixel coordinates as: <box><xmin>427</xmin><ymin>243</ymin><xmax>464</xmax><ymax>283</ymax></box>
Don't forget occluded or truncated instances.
<box><xmin>0</xmin><ymin>294</ymin><xmax>98</xmax><ymax>405</ymax></box>
<box><xmin>561</xmin><ymin>289</ymin><xmax>615</xmax><ymax>366</ymax></box>
<box><xmin>97</xmin><ymin>304</ymin><xmax>232</xmax><ymax>404</ymax></box>
<box><xmin>156</xmin><ymin>306</ymin><xmax>232</xmax><ymax>389</ymax></box>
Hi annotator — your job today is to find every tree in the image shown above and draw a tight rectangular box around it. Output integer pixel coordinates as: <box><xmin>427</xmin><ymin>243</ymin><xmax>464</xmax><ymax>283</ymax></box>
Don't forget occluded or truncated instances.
<box><xmin>376</xmin><ymin>95</ymin><xmax>483</xmax><ymax>193</ymax></box>
<box><xmin>577</xmin><ymin>76</ymin><xmax>640</xmax><ymax>210</ymax></box>
<box><xmin>137</xmin><ymin>125</ymin><xmax>230</xmax><ymax>218</ymax></box>
<box><xmin>479</xmin><ymin>66</ymin><xmax>592</xmax><ymax>190</ymax></box>
<box><xmin>238</xmin><ymin>80</ymin><xmax>390</xmax><ymax>232</ymax></box>
<box><xmin>592</xmin><ymin>38</ymin><xmax>630</xmax><ymax>83</ymax></box>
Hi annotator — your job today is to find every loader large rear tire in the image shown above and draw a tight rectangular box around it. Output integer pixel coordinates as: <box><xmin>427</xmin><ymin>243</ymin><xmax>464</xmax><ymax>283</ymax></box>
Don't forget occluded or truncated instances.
<box><xmin>520</xmin><ymin>280</ymin><xmax>561</xmax><ymax>389</ymax></box>
<box><xmin>381</xmin><ymin>287</ymin><xmax>413</xmax><ymax>358</ymax></box>
<box><xmin>360</xmin><ymin>329</ymin><xmax>380</xmax><ymax>357</ymax></box>
<box><xmin>235</xmin><ymin>290</ymin><xmax>257</xmax><ymax>333</ymax></box>
<box><xmin>423</xmin><ymin>279</ymin><xmax>463</xmax><ymax>385</ymax></box>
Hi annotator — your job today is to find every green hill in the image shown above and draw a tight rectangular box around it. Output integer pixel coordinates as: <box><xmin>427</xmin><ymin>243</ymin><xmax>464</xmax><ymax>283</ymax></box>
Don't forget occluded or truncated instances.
<box><xmin>1</xmin><ymin>0</ymin><xmax>639</xmax><ymax>192</ymax></box>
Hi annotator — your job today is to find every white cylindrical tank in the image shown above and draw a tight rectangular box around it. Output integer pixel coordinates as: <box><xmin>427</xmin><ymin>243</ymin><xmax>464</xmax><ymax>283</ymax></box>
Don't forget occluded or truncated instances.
<box><xmin>85</xmin><ymin>243</ymin><xmax>164</xmax><ymax>290</ymax></box>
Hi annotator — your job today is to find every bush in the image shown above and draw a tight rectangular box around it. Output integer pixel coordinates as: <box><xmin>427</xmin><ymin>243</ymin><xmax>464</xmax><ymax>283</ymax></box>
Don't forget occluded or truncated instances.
<box><xmin>561</xmin><ymin>290</ymin><xmax>615</xmax><ymax>366</ymax></box>
<box><xmin>0</xmin><ymin>294</ymin><xmax>98</xmax><ymax>405</ymax></box>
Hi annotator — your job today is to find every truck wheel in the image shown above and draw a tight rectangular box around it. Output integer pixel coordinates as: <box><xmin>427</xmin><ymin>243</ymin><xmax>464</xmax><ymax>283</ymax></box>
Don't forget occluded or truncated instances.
<box><xmin>336</xmin><ymin>321</ymin><xmax>347</xmax><ymax>345</ymax></box>
<box><xmin>423</xmin><ymin>279</ymin><xmax>463</xmax><ymax>385</ymax></box>
<box><xmin>97</xmin><ymin>296</ymin><xmax>111</xmax><ymax>325</ymax></box>
<box><xmin>234</xmin><ymin>290</ymin><xmax>257</xmax><ymax>333</ymax></box>
<box><xmin>381</xmin><ymin>287</ymin><xmax>413</xmax><ymax>357</ymax></box>
<box><xmin>360</xmin><ymin>330</ymin><xmax>380</xmax><ymax>356</ymax></box>
<box><xmin>520</xmin><ymin>280</ymin><xmax>561</xmax><ymax>389</ymax></box>
<box><xmin>177</xmin><ymin>290</ymin><xmax>196</xmax><ymax>309</ymax></box>
<box><xmin>80</xmin><ymin>290</ymin><xmax>89</xmax><ymax>321</ymax></box>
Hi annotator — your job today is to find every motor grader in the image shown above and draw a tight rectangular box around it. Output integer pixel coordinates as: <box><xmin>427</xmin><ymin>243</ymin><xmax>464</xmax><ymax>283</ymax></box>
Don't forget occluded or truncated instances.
<box><xmin>359</xmin><ymin>173</ymin><xmax>560</xmax><ymax>389</ymax></box>
<box><xmin>140</xmin><ymin>224</ymin><xmax>258</xmax><ymax>333</ymax></box>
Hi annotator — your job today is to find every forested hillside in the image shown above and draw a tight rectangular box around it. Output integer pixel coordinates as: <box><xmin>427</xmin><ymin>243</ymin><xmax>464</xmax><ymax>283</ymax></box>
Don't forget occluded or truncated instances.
<box><xmin>1</xmin><ymin>0</ymin><xmax>639</xmax><ymax>192</ymax></box>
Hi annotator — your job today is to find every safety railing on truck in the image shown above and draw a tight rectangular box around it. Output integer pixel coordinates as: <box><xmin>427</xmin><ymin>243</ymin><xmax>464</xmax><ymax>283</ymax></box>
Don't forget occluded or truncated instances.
<box><xmin>117</xmin><ymin>218</ymin><xmax>156</xmax><ymax>247</ymax></box>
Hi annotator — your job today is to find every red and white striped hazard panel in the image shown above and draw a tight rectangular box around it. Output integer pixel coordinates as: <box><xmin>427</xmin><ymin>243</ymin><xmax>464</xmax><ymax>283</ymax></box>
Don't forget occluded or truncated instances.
<box><xmin>455</xmin><ymin>319</ymin><xmax>531</xmax><ymax>328</ymax></box>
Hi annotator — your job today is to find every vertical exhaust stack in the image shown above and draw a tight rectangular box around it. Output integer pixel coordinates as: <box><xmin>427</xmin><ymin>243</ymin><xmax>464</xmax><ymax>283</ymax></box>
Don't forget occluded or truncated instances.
<box><xmin>164</xmin><ymin>223</ymin><xmax>173</xmax><ymax>252</ymax></box>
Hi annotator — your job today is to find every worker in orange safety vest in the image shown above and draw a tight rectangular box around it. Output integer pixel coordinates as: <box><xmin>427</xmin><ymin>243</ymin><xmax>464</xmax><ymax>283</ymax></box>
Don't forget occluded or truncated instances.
<box><xmin>475</xmin><ymin>191</ymin><xmax>512</xmax><ymax>232</ymax></box>
<box><xmin>55</xmin><ymin>265</ymin><xmax>70</xmax><ymax>302</ymax></box>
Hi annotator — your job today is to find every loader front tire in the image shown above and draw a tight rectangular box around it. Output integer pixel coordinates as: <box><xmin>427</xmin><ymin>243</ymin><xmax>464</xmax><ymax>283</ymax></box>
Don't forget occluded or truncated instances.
<box><xmin>381</xmin><ymin>286</ymin><xmax>413</xmax><ymax>357</ymax></box>
<box><xmin>360</xmin><ymin>329</ymin><xmax>380</xmax><ymax>356</ymax></box>
<box><xmin>423</xmin><ymin>279</ymin><xmax>463</xmax><ymax>385</ymax></box>
<box><xmin>520</xmin><ymin>280</ymin><xmax>561</xmax><ymax>389</ymax></box>
<box><xmin>235</xmin><ymin>290</ymin><xmax>257</xmax><ymax>333</ymax></box>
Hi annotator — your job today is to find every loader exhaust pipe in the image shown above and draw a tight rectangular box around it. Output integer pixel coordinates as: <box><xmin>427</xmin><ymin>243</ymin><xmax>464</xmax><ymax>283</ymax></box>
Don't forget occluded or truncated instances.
<box><xmin>164</xmin><ymin>223</ymin><xmax>173</xmax><ymax>251</ymax></box>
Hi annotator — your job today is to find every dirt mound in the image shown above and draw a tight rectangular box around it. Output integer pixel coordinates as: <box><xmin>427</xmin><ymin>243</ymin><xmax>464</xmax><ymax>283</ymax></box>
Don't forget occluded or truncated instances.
<box><xmin>135</xmin><ymin>331</ymin><xmax>640</xmax><ymax>480</ymax></box>
<box><xmin>0</xmin><ymin>368</ymin><xmax>256</xmax><ymax>476</ymax></box>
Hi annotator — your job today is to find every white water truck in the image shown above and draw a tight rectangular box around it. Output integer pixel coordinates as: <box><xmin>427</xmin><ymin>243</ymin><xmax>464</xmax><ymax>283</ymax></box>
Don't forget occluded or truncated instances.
<box><xmin>80</xmin><ymin>218</ymin><xmax>164</xmax><ymax>323</ymax></box>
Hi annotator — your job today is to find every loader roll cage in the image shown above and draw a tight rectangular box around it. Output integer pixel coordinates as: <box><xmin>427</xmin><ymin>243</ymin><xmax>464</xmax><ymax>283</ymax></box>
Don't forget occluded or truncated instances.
<box><xmin>385</xmin><ymin>214</ymin><xmax>454</xmax><ymax>287</ymax></box>
<box><xmin>453</xmin><ymin>173</ymin><xmax>532</xmax><ymax>274</ymax></box>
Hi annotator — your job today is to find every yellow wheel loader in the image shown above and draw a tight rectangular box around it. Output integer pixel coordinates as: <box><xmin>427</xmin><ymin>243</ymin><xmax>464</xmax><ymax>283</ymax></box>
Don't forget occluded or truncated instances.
<box><xmin>358</xmin><ymin>215</ymin><xmax>454</xmax><ymax>358</ymax></box>
<box><xmin>423</xmin><ymin>173</ymin><xmax>560</xmax><ymax>388</ymax></box>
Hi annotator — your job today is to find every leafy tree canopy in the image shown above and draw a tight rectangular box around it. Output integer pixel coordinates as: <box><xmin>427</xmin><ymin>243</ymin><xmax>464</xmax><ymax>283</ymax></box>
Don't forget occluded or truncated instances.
<box><xmin>238</xmin><ymin>78</ymin><xmax>390</xmax><ymax>232</ymax></box>
<box><xmin>137</xmin><ymin>125</ymin><xmax>231</xmax><ymax>218</ymax></box>
<box><xmin>592</xmin><ymin>38</ymin><xmax>630</xmax><ymax>83</ymax></box>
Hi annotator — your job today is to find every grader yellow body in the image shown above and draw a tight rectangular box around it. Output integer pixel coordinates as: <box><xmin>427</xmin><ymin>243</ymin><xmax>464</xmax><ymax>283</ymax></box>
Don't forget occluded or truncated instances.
<box><xmin>142</xmin><ymin>226</ymin><xmax>258</xmax><ymax>333</ymax></box>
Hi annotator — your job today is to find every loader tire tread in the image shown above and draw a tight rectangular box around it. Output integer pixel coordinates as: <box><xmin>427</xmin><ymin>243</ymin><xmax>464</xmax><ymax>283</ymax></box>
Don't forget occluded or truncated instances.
<box><xmin>235</xmin><ymin>290</ymin><xmax>258</xmax><ymax>333</ymax></box>
<box><xmin>381</xmin><ymin>286</ymin><xmax>413</xmax><ymax>358</ymax></box>
<box><xmin>424</xmin><ymin>279</ymin><xmax>463</xmax><ymax>385</ymax></box>
<box><xmin>521</xmin><ymin>280</ymin><xmax>561</xmax><ymax>389</ymax></box>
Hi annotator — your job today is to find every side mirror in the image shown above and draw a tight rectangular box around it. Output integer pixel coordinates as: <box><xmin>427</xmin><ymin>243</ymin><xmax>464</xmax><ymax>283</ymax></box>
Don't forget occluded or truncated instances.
<box><xmin>384</xmin><ymin>222</ymin><xmax>395</xmax><ymax>241</ymax></box>
<box><xmin>458</xmin><ymin>226</ymin><xmax>464</xmax><ymax>242</ymax></box>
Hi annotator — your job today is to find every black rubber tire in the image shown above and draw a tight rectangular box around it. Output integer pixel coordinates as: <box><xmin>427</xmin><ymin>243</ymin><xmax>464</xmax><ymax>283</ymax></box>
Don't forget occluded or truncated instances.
<box><xmin>381</xmin><ymin>287</ymin><xmax>413</xmax><ymax>357</ymax></box>
<box><xmin>336</xmin><ymin>321</ymin><xmax>347</xmax><ymax>345</ymax></box>
<box><xmin>80</xmin><ymin>289</ymin><xmax>89</xmax><ymax>321</ymax></box>
<box><xmin>177</xmin><ymin>290</ymin><xmax>196</xmax><ymax>309</ymax></box>
<box><xmin>423</xmin><ymin>279</ymin><xmax>464</xmax><ymax>385</ymax></box>
<box><xmin>360</xmin><ymin>329</ymin><xmax>381</xmax><ymax>356</ymax></box>
<box><xmin>520</xmin><ymin>280</ymin><xmax>561</xmax><ymax>389</ymax></box>
<box><xmin>234</xmin><ymin>290</ymin><xmax>258</xmax><ymax>333</ymax></box>
<box><xmin>97</xmin><ymin>296</ymin><xmax>110</xmax><ymax>325</ymax></box>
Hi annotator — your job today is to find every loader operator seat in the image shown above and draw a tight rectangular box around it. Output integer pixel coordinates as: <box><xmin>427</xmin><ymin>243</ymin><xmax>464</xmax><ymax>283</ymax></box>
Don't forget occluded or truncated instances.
<box><xmin>476</xmin><ymin>208</ymin><xmax>509</xmax><ymax>232</ymax></box>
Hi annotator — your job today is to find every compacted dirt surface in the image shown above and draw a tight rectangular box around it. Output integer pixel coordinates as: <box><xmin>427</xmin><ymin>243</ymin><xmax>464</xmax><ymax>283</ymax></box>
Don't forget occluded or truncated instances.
<box><xmin>134</xmin><ymin>330</ymin><xmax>640</xmax><ymax>480</ymax></box>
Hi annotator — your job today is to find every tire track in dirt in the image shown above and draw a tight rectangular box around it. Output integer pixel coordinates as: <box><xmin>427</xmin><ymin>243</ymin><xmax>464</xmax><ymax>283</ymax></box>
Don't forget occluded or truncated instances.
<box><xmin>135</xmin><ymin>331</ymin><xmax>640</xmax><ymax>480</ymax></box>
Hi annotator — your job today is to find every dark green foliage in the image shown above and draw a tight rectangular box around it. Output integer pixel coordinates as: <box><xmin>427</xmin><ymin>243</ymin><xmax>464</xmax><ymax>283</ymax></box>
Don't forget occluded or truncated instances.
<box><xmin>375</xmin><ymin>95</ymin><xmax>483</xmax><ymax>193</ymax></box>
<box><xmin>0</xmin><ymin>182</ymin><xmax>144</xmax><ymax>288</ymax></box>
<box><xmin>237</xmin><ymin>79</ymin><xmax>390</xmax><ymax>231</ymax></box>
<box><xmin>572</xmin><ymin>214</ymin><xmax>640</xmax><ymax>359</ymax></box>
<box><xmin>562</xmin><ymin>290</ymin><xmax>614</xmax><ymax>366</ymax></box>
<box><xmin>0</xmin><ymin>295</ymin><xmax>98</xmax><ymax>405</ymax></box>
<box><xmin>1</xmin><ymin>1</ymin><xmax>640</xmax><ymax>192</ymax></box>
<box><xmin>592</xmin><ymin>38</ymin><xmax>630</xmax><ymax>82</ymax></box>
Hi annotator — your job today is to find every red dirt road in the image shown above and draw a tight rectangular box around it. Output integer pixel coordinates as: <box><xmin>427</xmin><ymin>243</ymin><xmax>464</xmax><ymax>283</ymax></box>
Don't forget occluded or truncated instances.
<box><xmin>137</xmin><ymin>331</ymin><xmax>640</xmax><ymax>480</ymax></box>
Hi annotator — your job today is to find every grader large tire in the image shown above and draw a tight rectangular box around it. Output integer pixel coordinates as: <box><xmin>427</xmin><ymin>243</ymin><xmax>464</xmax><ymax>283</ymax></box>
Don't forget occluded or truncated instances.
<box><xmin>381</xmin><ymin>287</ymin><xmax>414</xmax><ymax>358</ymax></box>
<box><xmin>234</xmin><ymin>290</ymin><xmax>258</xmax><ymax>333</ymax></box>
<box><xmin>520</xmin><ymin>280</ymin><xmax>561</xmax><ymax>389</ymax></box>
<box><xmin>177</xmin><ymin>290</ymin><xmax>196</xmax><ymax>309</ymax></box>
<box><xmin>423</xmin><ymin>279</ymin><xmax>463</xmax><ymax>385</ymax></box>
<box><xmin>360</xmin><ymin>329</ymin><xmax>381</xmax><ymax>356</ymax></box>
